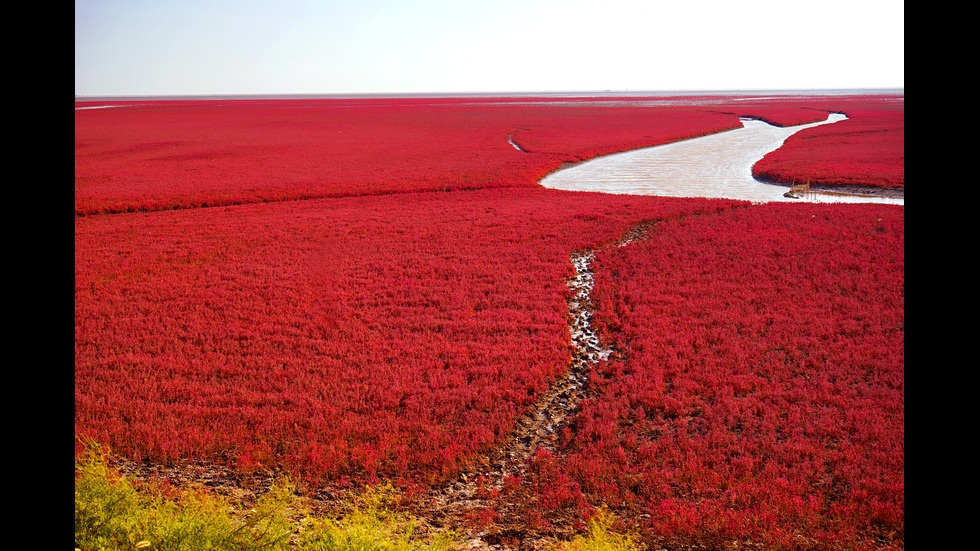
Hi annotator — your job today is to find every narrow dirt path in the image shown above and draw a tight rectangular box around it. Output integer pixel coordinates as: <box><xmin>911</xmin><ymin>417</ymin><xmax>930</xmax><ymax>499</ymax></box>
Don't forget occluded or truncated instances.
<box><xmin>409</xmin><ymin>220</ymin><xmax>661</xmax><ymax>548</ymax></box>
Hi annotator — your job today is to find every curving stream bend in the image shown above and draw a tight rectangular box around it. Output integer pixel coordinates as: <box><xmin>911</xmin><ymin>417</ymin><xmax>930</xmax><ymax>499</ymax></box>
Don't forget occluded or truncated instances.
<box><xmin>503</xmin><ymin>112</ymin><xmax>904</xmax><ymax>498</ymax></box>
<box><xmin>539</xmin><ymin>113</ymin><xmax>904</xmax><ymax>205</ymax></box>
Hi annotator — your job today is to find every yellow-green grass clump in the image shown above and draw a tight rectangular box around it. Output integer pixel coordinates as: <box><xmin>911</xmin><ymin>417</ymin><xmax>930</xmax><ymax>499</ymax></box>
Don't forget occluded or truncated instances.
<box><xmin>74</xmin><ymin>441</ymin><xmax>457</xmax><ymax>551</ymax></box>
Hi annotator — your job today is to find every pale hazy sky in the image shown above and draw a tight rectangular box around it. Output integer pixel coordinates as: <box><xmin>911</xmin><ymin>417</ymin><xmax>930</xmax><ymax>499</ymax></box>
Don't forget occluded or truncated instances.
<box><xmin>75</xmin><ymin>0</ymin><xmax>904</xmax><ymax>96</ymax></box>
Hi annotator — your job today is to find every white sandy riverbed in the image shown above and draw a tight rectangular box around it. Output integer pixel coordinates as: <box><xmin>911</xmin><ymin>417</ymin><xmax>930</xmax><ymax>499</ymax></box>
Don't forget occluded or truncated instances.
<box><xmin>539</xmin><ymin>114</ymin><xmax>903</xmax><ymax>205</ymax></box>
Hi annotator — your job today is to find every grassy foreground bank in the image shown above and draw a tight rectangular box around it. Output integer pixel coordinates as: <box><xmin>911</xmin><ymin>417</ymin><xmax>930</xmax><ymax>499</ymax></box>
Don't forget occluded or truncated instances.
<box><xmin>74</xmin><ymin>442</ymin><xmax>640</xmax><ymax>551</ymax></box>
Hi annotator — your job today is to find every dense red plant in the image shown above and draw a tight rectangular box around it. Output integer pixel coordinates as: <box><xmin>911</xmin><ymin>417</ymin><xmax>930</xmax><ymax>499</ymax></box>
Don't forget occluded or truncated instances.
<box><xmin>752</xmin><ymin>98</ymin><xmax>904</xmax><ymax>189</ymax></box>
<box><xmin>75</xmin><ymin>96</ymin><xmax>903</xmax><ymax>213</ymax></box>
<box><xmin>75</xmin><ymin>95</ymin><xmax>903</xmax><ymax>549</ymax></box>
<box><xmin>74</xmin><ymin>99</ymin><xmax>741</xmax><ymax>215</ymax></box>
<box><xmin>522</xmin><ymin>203</ymin><xmax>904</xmax><ymax>549</ymax></box>
<box><xmin>75</xmin><ymin>187</ymin><xmax>736</xmax><ymax>486</ymax></box>
<box><xmin>707</xmin><ymin>104</ymin><xmax>832</xmax><ymax>127</ymax></box>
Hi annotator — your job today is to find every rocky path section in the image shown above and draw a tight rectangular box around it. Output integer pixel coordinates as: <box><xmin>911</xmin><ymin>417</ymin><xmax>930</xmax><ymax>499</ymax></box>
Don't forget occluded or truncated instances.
<box><xmin>416</xmin><ymin>220</ymin><xmax>660</xmax><ymax>548</ymax></box>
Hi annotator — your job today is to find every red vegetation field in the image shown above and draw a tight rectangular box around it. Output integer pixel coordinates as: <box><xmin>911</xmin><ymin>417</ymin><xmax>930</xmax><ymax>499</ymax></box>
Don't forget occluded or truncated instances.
<box><xmin>75</xmin><ymin>95</ymin><xmax>904</xmax><ymax>549</ymax></box>
<box><xmin>75</xmin><ymin>188</ymin><xmax>739</xmax><ymax>486</ymax></box>
<box><xmin>751</xmin><ymin>97</ymin><xmax>905</xmax><ymax>189</ymax></box>
<box><xmin>74</xmin><ymin>98</ymin><xmax>741</xmax><ymax>216</ymax></box>
<box><xmin>525</xmin><ymin>203</ymin><xmax>904</xmax><ymax>549</ymax></box>
<box><xmin>707</xmin><ymin>104</ymin><xmax>833</xmax><ymax>127</ymax></box>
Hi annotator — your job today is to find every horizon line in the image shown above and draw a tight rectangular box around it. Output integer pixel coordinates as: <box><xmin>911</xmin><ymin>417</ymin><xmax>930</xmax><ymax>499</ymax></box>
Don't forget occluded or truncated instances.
<box><xmin>75</xmin><ymin>87</ymin><xmax>905</xmax><ymax>102</ymax></box>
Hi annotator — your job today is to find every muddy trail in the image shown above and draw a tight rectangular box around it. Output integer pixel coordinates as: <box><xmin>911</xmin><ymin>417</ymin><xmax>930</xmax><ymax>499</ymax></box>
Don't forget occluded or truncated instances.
<box><xmin>106</xmin><ymin>220</ymin><xmax>660</xmax><ymax>549</ymax></box>
<box><xmin>412</xmin><ymin>221</ymin><xmax>661</xmax><ymax>548</ymax></box>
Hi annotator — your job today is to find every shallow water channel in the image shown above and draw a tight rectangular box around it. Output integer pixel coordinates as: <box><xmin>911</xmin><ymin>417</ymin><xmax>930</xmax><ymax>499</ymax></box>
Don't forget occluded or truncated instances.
<box><xmin>539</xmin><ymin>113</ymin><xmax>904</xmax><ymax>205</ymax></box>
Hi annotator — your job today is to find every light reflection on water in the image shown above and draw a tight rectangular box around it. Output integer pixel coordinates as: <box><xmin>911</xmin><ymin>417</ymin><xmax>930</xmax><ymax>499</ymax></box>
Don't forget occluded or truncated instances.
<box><xmin>539</xmin><ymin>113</ymin><xmax>903</xmax><ymax>206</ymax></box>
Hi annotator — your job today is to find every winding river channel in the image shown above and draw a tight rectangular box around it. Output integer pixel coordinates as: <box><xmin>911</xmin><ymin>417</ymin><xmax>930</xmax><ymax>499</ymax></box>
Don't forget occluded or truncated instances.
<box><xmin>500</xmin><ymin>114</ymin><xmax>904</xmax><ymax>501</ymax></box>
<box><xmin>539</xmin><ymin>113</ymin><xmax>904</xmax><ymax>205</ymax></box>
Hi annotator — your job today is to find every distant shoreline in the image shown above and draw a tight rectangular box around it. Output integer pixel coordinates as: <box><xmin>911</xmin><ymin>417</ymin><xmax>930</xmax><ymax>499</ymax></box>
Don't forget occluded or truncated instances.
<box><xmin>74</xmin><ymin>89</ymin><xmax>904</xmax><ymax>103</ymax></box>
